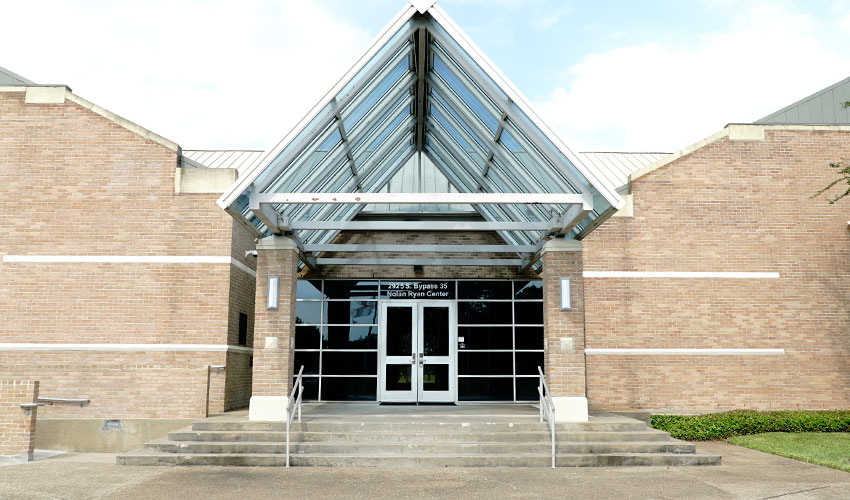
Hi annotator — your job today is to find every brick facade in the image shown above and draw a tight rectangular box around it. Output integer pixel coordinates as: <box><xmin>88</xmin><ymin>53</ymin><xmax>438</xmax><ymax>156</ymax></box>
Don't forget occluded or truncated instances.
<box><xmin>251</xmin><ymin>238</ymin><xmax>299</xmax><ymax>401</ymax></box>
<box><xmin>582</xmin><ymin>127</ymin><xmax>850</xmax><ymax>411</ymax></box>
<box><xmin>0</xmin><ymin>380</ymin><xmax>39</xmax><ymax>462</ymax></box>
<box><xmin>0</xmin><ymin>89</ymin><xmax>256</xmax><ymax>422</ymax></box>
<box><xmin>541</xmin><ymin>242</ymin><xmax>586</xmax><ymax>398</ymax></box>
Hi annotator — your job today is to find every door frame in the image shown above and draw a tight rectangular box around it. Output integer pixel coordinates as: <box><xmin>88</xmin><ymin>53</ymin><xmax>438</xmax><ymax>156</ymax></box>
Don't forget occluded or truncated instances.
<box><xmin>378</xmin><ymin>300</ymin><xmax>457</xmax><ymax>403</ymax></box>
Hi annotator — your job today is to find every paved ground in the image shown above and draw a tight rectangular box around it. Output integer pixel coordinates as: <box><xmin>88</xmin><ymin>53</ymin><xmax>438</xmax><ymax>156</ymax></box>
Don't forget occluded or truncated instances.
<box><xmin>1</xmin><ymin>441</ymin><xmax>848</xmax><ymax>500</ymax></box>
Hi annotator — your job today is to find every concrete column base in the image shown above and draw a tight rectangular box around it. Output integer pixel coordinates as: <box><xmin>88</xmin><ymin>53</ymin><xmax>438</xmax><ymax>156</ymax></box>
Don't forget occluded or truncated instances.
<box><xmin>248</xmin><ymin>396</ymin><xmax>289</xmax><ymax>422</ymax></box>
<box><xmin>552</xmin><ymin>396</ymin><xmax>589</xmax><ymax>422</ymax></box>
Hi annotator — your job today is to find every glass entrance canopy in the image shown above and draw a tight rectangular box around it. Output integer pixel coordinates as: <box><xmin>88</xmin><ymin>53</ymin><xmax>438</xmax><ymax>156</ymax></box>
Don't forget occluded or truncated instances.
<box><xmin>218</xmin><ymin>0</ymin><xmax>623</xmax><ymax>261</ymax></box>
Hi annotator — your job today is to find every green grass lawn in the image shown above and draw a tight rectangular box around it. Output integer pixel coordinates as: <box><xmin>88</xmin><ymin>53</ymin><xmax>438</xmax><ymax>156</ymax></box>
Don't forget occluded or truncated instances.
<box><xmin>728</xmin><ymin>432</ymin><xmax>850</xmax><ymax>473</ymax></box>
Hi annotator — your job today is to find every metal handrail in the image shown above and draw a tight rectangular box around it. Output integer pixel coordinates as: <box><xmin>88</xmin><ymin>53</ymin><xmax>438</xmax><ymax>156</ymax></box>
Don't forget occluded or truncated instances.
<box><xmin>20</xmin><ymin>402</ymin><xmax>45</xmax><ymax>416</ymax></box>
<box><xmin>538</xmin><ymin>366</ymin><xmax>556</xmax><ymax>469</ymax></box>
<box><xmin>286</xmin><ymin>365</ymin><xmax>304</xmax><ymax>468</ymax></box>
<box><xmin>39</xmin><ymin>397</ymin><xmax>90</xmax><ymax>408</ymax></box>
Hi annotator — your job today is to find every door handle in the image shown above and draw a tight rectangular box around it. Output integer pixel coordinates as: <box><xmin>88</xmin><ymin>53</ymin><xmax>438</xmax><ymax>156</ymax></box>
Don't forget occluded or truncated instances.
<box><xmin>418</xmin><ymin>353</ymin><xmax>425</xmax><ymax>367</ymax></box>
<box><xmin>409</xmin><ymin>353</ymin><xmax>416</xmax><ymax>365</ymax></box>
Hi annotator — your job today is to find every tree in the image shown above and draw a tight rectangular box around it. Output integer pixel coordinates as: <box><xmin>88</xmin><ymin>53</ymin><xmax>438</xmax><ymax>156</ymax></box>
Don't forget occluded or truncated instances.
<box><xmin>812</xmin><ymin>100</ymin><xmax>850</xmax><ymax>203</ymax></box>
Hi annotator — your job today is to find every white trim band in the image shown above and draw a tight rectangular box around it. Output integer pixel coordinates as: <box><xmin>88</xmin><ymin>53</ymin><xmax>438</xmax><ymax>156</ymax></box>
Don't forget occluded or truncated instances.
<box><xmin>584</xmin><ymin>271</ymin><xmax>780</xmax><ymax>279</ymax></box>
<box><xmin>585</xmin><ymin>348</ymin><xmax>785</xmax><ymax>355</ymax></box>
<box><xmin>2</xmin><ymin>255</ymin><xmax>256</xmax><ymax>277</ymax></box>
<box><xmin>0</xmin><ymin>343</ymin><xmax>254</xmax><ymax>354</ymax></box>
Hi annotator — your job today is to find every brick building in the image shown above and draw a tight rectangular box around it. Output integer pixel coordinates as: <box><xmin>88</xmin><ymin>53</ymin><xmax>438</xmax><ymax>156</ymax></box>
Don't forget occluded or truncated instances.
<box><xmin>1</xmin><ymin>0</ymin><xmax>848</xmax><ymax>453</ymax></box>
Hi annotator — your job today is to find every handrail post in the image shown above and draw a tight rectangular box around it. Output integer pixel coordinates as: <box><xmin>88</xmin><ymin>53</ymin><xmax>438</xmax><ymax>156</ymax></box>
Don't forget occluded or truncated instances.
<box><xmin>538</xmin><ymin>366</ymin><xmax>556</xmax><ymax>469</ymax></box>
<box><xmin>286</xmin><ymin>365</ymin><xmax>305</xmax><ymax>468</ymax></box>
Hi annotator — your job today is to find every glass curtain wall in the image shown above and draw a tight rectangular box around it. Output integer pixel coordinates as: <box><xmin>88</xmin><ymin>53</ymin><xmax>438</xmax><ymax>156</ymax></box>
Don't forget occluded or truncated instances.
<box><xmin>294</xmin><ymin>279</ymin><xmax>543</xmax><ymax>402</ymax></box>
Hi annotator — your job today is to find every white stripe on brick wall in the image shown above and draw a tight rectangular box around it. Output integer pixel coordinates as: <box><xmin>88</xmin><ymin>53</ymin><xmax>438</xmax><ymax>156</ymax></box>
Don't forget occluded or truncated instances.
<box><xmin>583</xmin><ymin>271</ymin><xmax>780</xmax><ymax>278</ymax></box>
<box><xmin>1</xmin><ymin>255</ymin><xmax>256</xmax><ymax>277</ymax></box>
<box><xmin>0</xmin><ymin>343</ymin><xmax>254</xmax><ymax>354</ymax></box>
<box><xmin>229</xmin><ymin>258</ymin><xmax>257</xmax><ymax>277</ymax></box>
<box><xmin>585</xmin><ymin>348</ymin><xmax>785</xmax><ymax>355</ymax></box>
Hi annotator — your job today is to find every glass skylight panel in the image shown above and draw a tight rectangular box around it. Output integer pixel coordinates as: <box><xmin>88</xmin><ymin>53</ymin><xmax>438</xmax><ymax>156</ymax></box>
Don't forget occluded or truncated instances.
<box><xmin>351</xmin><ymin>92</ymin><xmax>410</xmax><ymax>152</ymax></box>
<box><xmin>336</xmin><ymin>20</ymin><xmax>415</xmax><ymax>101</ymax></box>
<box><xmin>357</xmin><ymin>108</ymin><xmax>409</xmax><ymax>162</ymax></box>
<box><xmin>343</xmin><ymin>59</ymin><xmax>410</xmax><ymax>132</ymax></box>
<box><xmin>430</xmin><ymin>89</ymin><xmax>488</xmax><ymax>153</ymax></box>
<box><xmin>432</xmin><ymin>54</ymin><xmax>500</xmax><ymax>133</ymax></box>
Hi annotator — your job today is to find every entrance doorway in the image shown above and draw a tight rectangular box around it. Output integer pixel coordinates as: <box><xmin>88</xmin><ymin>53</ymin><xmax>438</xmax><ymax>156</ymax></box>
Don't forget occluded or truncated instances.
<box><xmin>379</xmin><ymin>301</ymin><xmax>456</xmax><ymax>403</ymax></box>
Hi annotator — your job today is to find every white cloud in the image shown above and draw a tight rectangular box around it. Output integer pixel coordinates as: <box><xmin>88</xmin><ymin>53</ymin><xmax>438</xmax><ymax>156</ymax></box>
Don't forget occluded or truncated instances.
<box><xmin>535</xmin><ymin>3</ymin><xmax>850</xmax><ymax>152</ymax></box>
<box><xmin>533</xmin><ymin>6</ymin><xmax>573</xmax><ymax>31</ymax></box>
<box><xmin>0</xmin><ymin>0</ymin><xmax>372</xmax><ymax>148</ymax></box>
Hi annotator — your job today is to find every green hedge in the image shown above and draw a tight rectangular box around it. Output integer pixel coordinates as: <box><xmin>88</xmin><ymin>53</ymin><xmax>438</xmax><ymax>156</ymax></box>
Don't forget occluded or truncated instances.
<box><xmin>651</xmin><ymin>410</ymin><xmax>850</xmax><ymax>441</ymax></box>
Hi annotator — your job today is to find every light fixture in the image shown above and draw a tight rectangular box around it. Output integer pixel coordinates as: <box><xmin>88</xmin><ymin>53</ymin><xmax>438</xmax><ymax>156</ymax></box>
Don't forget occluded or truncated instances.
<box><xmin>267</xmin><ymin>276</ymin><xmax>280</xmax><ymax>310</ymax></box>
<box><xmin>559</xmin><ymin>277</ymin><xmax>571</xmax><ymax>311</ymax></box>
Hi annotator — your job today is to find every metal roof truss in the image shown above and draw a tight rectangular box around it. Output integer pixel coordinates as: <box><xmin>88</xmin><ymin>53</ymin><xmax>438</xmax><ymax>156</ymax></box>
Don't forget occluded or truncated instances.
<box><xmin>218</xmin><ymin>1</ymin><xmax>624</xmax><ymax>271</ymax></box>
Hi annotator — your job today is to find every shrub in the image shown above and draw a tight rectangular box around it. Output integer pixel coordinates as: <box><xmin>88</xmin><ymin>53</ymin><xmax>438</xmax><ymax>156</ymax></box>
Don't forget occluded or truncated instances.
<box><xmin>651</xmin><ymin>410</ymin><xmax>850</xmax><ymax>441</ymax></box>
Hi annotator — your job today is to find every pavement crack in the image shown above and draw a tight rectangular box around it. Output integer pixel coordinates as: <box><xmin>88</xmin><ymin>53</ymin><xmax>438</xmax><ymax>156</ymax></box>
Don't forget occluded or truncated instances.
<box><xmin>90</xmin><ymin>465</ymin><xmax>176</xmax><ymax>500</ymax></box>
<box><xmin>759</xmin><ymin>485</ymin><xmax>832</xmax><ymax>499</ymax></box>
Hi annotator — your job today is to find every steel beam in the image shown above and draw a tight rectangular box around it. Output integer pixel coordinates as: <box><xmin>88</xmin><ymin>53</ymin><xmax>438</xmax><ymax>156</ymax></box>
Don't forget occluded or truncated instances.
<box><xmin>289</xmin><ymin>220</ymin><xmax>552</xmax><ymax>231</ymax></box>
<box><xmin>316</xmin><ymin>258</ymin><xmax>525</xmax><ymax>266</ymax></box>
<box><xmin>549</xmin><ymin>202</ymin><xmax>593</xmax><ymax>235</ymax></box>
<box><xmin>414</xmin><ymin>27</ymin><xmax>428</xmax><ymax>152</ymax></box>
<box><xmin>249</xmin><ymin>191</ymin><xmax>290</xmax><ymax>235</ymax></box>
<box><xmin>302</xmin><ymin>244</ymin><xmax>538</xmax><ymax>253</ymax></box>
<box><xmin>255</xmin><ymin>192</ymin><xmax>592</xmax><ymax>206</ymax></box>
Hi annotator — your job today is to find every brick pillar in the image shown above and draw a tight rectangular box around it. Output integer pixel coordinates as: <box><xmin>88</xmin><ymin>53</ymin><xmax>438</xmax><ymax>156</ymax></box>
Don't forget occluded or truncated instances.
<box><xmin>248</xmin><ymin>236</ymin><xmax>299</xmax><ymax>422</ymax></box>
<box><xmin>541</xmin><ymin>239</ymin><xmax>588</xmax><ymax>422</ymax></box>
<box><xmin>0</xmin><ymin>380</ymin><xmax>40</xmax><ymax>463</ymax></box>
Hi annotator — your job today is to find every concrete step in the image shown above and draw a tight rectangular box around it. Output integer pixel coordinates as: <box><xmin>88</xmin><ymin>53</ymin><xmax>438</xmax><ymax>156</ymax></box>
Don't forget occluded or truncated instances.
<box><xmin>118</xmin><ymin>450</ymin><xmax>721</xmax><ymax>467</ymax></box>
<box><xmin>192</xmin><ymin>420</ymin><xmax>649</xmax><ymax>433</ymax></box>
<box><xmin>145</xmin><ymin>439</ymin><xmax>696</xmax><ymax>455</ymax></box>
<box><xmin>170</xmin><ymin>428</ymin><xmax>674</xmax><ymax>443</ymax></box>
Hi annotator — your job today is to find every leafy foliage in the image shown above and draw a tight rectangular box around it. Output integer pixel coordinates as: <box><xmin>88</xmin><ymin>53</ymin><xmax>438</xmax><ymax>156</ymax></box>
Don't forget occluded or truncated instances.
<box><xmin>651</xmin><ymin>410</ymin><xmax>850</xmax><ymax>441</ymax></box>
<box><xmin>811</xmin><ymin>100</ymin><xmax>850</xmax><ymax>203</ymax></box>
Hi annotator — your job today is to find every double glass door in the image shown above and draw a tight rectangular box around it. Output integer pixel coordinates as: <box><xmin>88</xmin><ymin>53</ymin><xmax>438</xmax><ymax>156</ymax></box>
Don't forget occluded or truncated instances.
<box><xmin>379</xmin><ymin>301</ymin><xmax>456</xmax><ymax>403</ymax></box>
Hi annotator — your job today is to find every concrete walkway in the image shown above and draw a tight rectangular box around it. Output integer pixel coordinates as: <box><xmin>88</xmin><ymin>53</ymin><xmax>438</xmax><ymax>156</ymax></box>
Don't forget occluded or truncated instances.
<box><xmin>1</xmin><ymin>442</ymin><xmax>848</xmax><ymax>499</ymax></box>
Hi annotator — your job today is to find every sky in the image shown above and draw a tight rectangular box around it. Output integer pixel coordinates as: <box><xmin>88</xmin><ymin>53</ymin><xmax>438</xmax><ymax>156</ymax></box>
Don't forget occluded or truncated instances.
<box><xmin>2</xmin><ymin>0</ymin><xmax>849</xmax><ymax>153</ymax></box>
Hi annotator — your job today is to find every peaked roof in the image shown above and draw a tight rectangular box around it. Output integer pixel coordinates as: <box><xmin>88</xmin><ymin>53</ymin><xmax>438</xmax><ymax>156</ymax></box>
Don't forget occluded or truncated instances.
<box><xmin>218</xmin><ymin>0</ymin><xmax>624</xmax><ymax>249</ymax></box>
<box><xmin>0</xmin><ymin>66</ymin><xmax>34</xmax><ymax>85</ymax></box>
<box><xmin>756</xmin><ymin>75</ymin><xmax>850</xmax><ymax>125</ymax></box>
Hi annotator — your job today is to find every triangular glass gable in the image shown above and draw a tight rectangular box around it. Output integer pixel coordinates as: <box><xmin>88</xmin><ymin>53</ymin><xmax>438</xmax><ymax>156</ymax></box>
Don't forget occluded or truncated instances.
<box><xmin>219</xmin><ymin>1</ymin><xmax>623</xmax><ymax>251</ymax></box>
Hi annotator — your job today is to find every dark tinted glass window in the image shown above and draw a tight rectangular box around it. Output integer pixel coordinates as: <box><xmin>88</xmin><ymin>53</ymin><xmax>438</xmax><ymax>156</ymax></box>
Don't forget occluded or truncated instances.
<box><xmin>515</xmin><ymin>327</ymin><xmax>544</xmax><ymax>350</ymax></box>
<box><xmin>515</xmin><ymin>352</ymin><xmax>544</xmax><ymax>375</ymax></box>
<box><xmin>297</xmin><ymin>377</ymin><xmax>320</xmax><ymax>400</ymax></box>
<box><xmin>458</xmin><ymin>302</ymin><xmax>512</xmax><ymax>324</ymax></box>
<box><xmin>458</xmin><ymin>377</ymin><xmax>513</xmax><ymax>401</ymax></box>
<box><xmin>458</xmin><ymin>327</ymin><xmax>512</xmax><ymax>350</ymax></box>
<box><xmin>323</xmin><ymin>326</ymin><xmax>377</xmax><ymax>349</ymax></box>
<box><xmin>321</xmin><ymin>377</ymin><xmax>377</xmax><ymax>401</ymax></box>
<box><xmin>322</xmin><ymin>352</ymin><xmax>377</xmax><ymax>375</ymax></box>
<box><xmin>423</xmin><ymin>307</ymin><xmax>449</xmax><ymax>356</ymax></box>
<box><xmin>323</xmin><ymin>280</ymin><xmax>379</xmax><ymax>299</ymax></box>
<box><xmin>296</xmin><ymin>280</ymin><xmax>323</xmax><ymax>300</ymax></box>
<box><xmin>386</xmin><ymin>307</ymin><xmax>412</xmax><ymax>357</ymax></box>
<box><xmin>458</xmin><ymin>352</ymin><xmax>513</xmax><ymax>375</ymax></box>
<box><xmin>326</xmin><ymin>301</ymin><xmax>377</xmax><ymax>324</ymax></box>
<box><xmin>238</xmin><ymin>313</ymin><xmax>248</xmax><ymax>346</ymax></box>
<box><xmin>458</xmin><ymin>281</ymin><xmax>512</xmax><ymax>300</ymax></box>
<box><xmin>293</xmin><ymin>351</ymin><xmax>320</xmax><ymax>375</ymax></box>
<box><xmin>514</xmin><ymin>302</ymin><xmax>543</xmax><ymax>325</ymax></box>
<box><xmin>515</xmin><ymin>377</ymin><xmax>539</xmax><ymax>401</ymax></box>
<box><xmin>295</xmin><ymin>301</ymin><xmax>323</xmax><ymax>324</ymax></box>
<box><xmin>514</xmin><ymin>280</ymin><xmax>543</xmax><ymax>300</ymax></box>
<box><xmin>294</xmin><ymin>325</ymin><xmax>321</xmax><ymax>349</ymax></box>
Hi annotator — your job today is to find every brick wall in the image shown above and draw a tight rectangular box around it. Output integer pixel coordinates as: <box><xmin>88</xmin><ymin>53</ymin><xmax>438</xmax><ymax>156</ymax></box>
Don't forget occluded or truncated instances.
<box><xmin>0</xmin><ymin>89</ymin><xmax>254</xmax><ymax>419</ymax></box>
<box><xmin>0</xmin><ymin>380</ymin><xmax>39</xmax><ymax>461</ymax></box>
<box><xmin>541</xmin><ymin>245</ymin><xmax>585</xmax><ymax>398</ymax></box>
<box><xmin>582</xmin><ymin>128</ymin><xmax>850</xmax><ymax>411</ymax></box>
<box><xmin>252</xmin><ymin>241</ymin><xmax>298</xmax><ymax>398</ymax></box>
